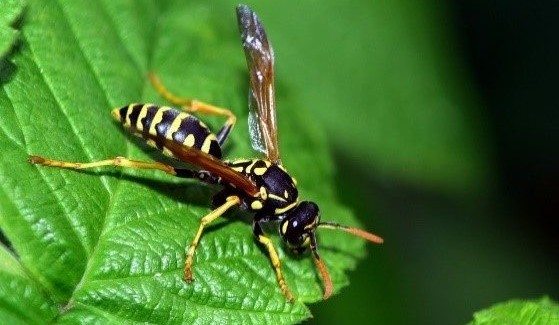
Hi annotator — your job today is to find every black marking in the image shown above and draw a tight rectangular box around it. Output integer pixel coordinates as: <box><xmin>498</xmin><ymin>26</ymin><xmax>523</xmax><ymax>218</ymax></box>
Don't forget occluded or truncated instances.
<box><xmin>128</xmin><ymin>104</ymin><xmax>143</xmax><ymax>127</ymax></box>
<box><xmin>176</xmin><ymin>115</ymin><xmax>206</xmax><ymax>149</ymax></box>
<box><xmin>118</xmin><ymin>106</ymin><xmax>127</xmax><ymax>123</ymax></box>
<box><xmin>175</xmin><ymin>169</ymin><xmax>222</xmax><ymax>185</ymax></box>
<box><xmin>252</xmin><ymin>220</ymin><xmax>265</xmax><ymax>237</ymax></box>
<box><xmin>252</xmin><ymin>160</ymin><xmax>267</xmax><ymax>171</ymax></box>
<box><xmin>208</xmin><ymin>140</ymin><xmax>222</xmax><ymax>159</ymax></box>
<box><xmin>195</xmin><ymin>135</ymin><xmax>208</xmax><ymax>152</ymax></box>
<box><xmin>141</xmin><ymin>105</ymin><xmax>158</xmax><ymax>132</ymax></box>
<box><xmin>262</xmin><ymin>165</ymin><xmax>298</xmax><ymax>201</ymax></box>
<box><xmin>227</xmin><ymin>160</ymin><xmax>252</xmax><ymax>170</ymax></box>
<box><xmin>175</xmin><ymin>168</ymin><xmax>196</xmax><ymax>178</ymax></box>
<box><xmin>172</xmin><ymin>115</ymin><xmax>199</xmax><ymax>144</ymax></box>
<box><xmin>155</xmin><ymin>138</ymin><xmax>165</xmax><ymax>151</ymax></box>
<box><xmin>155</xmin><ymin>109</ymin><xmax>179</xmax><ymax>138</ymax></box>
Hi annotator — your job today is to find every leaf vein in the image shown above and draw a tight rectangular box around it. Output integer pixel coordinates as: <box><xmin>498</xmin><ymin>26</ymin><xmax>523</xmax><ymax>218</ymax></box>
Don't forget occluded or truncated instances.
<box><xmin>95</xmin><ymin>0</ymin><xmax>145</xmax><ymax>75</ymax></box>
<box><xmin>2</xmin><ymin>51</ymin><xmax>91</xmax><ymax>262</ymax></box>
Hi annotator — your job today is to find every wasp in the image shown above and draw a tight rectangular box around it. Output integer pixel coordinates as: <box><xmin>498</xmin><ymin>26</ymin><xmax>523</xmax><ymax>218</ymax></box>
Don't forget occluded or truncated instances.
<box><xmin>28</xmin><ymin>4</ymin><xmax>383</xmax><ymax>301</ymax></box>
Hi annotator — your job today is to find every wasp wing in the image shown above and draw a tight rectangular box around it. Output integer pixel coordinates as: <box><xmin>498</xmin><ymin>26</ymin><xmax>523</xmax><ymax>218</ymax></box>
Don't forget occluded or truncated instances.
<box><xmin>247</xmin><ymin>90</ymin><xmax>266</xmax><ymax>154</ymax></box>
<box><xmin>237</xmin><ymin>5</ymin><xmax>280</xmax><ymax>164</ymax></box>
<box><xmin>162</xmin><ymin>139</ymin><xmax>258</xmax><ymax>196</ymax></box>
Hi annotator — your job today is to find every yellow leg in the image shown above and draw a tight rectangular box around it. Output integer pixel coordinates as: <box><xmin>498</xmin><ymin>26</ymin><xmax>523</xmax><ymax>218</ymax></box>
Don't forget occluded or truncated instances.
<box><xmin>28</xmin><ymin>155</ymin><xmax>177</xmax><ymax>176</ymax></box>
<box><xmin>149</xmin><ymin>72</ymin><xmax>236</xmax><ymax>127</ymax></box>
<box><xmin>184</xmin><ymin>196</ymin><xmax>241</xmax><ymax>282</ymax></box>
<box><xmin>257</xmin><ymin>235</ymin><xmax>295</xmax><ymax>302</ymax></box>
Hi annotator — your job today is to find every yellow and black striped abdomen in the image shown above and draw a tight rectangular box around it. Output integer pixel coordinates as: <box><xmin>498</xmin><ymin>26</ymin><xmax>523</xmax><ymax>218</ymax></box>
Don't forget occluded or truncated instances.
<box><xmin>112</xmin><ymin>104</ymin><xmax>222</xmax><ymax>159</ymax></box>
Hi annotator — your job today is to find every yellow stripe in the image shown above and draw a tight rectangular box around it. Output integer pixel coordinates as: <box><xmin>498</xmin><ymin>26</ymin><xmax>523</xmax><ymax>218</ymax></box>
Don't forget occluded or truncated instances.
<box><xmin>111</xmin><ymin>108</ymin><xmax>120</xmax><ymax>121</ymax></box>
<box><xmin>166</xmin><ymin>112</ymin><xmax>188</xmax><ymax>140</ymax></box>
<box><xmin>183</xmin><ymin>134</ymin><xmax>195</xmax><ymax>147</ymax></box>
<box><xmin>146</xmin><ymin>139</ymin><xmax>157</xmax><ymax>148</ymax></box>
<box><xmin>304</xmin><ymin>218</ymin><xmax>319</xmax><ymax>230</ymax></box>
<box><xmin>124</xmin><ymin>104</ymin><xmax>135</xmax><ymax>127</ymax></box>
<box><xmin>274</xmin><ymin>200</ymin><xmax>298</xmax><ymax>215</ymax></box>
<box><xmin>148</xmin><ymin>106</ymin><xmax>170</xmax><ymax>135</ymax></box>
<box><xmin>268</xmin><ymin>193</ymin><xmax>287</xmax><ymax>202</ymax></box>
<box><xmin>228</xmin><ymin>159</ymin><xmax>252</xmax><ymax>165</ymax></box>
<box><xmin>136</xmin><ymin>104</ymin><xmax>150</xmax><ymax>130</ymax></box>
<box><xmin>162</xmin><ymin>147</ymin><xmax>174</xmax><ymax>157</ymax></box>
<box><xmin>246</xmin><ymin>160</ymin><xmax>258</xmax><ymax>174</ymax></box>
<box><xmin>201</xmin><ymin>134</ymin><xmax>217</xmax><ymax>153</ymax></box>
<box><xmin>281</xmin><ymin>221</ymin><xmax>288</xmax><ymax>235</ymax></box>
<box><xmin>251</xmin><ymin>200</ymin><xmax>263</xmax><ymax>210</ymax></box>
<box><xmin>253</xmin><ymin>167</ymin><xmax>267</xmax><ymax>175</ymax></box>
<box><xmin>259</xmin><ymin>186</ymin><xmax>268</xmax><ymax>200</ymax></box>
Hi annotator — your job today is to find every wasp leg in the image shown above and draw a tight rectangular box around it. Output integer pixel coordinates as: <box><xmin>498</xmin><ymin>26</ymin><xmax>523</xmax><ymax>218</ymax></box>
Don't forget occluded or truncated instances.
<box><xmin>253</xmin><ymin>220</ymin><xmax>295</xmax><ymax>302</ymax></box>
<box><xmin>28</xmin><ymin>155</ymin><xmax>178</xmax><ymax>176</ymax></box>
<box><xmin>149</xmin><ymin>72</ymin><xmax>236</xmax><ymax>145</ymax></box>
<box><xmin>184</xmin><ymin>195</ymin><xmax>241</xmax><ymax>282</ymax></box>
<box><xmin>29</xmin><ymin>155</ymin><xmax>228</xmax><ymax>187</ymax></box>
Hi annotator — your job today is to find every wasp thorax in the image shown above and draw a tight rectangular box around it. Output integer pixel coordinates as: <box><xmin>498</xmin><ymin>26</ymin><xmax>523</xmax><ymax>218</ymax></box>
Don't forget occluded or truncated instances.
<box><xmin>244</xmin><ymin>163</ymin><xmax>299</xmax><ymax>214</ymax></box>
<box><xmin>279</xmin><ymin>201</ymin><xmax>320</xmax><ymax>253</ymax></box>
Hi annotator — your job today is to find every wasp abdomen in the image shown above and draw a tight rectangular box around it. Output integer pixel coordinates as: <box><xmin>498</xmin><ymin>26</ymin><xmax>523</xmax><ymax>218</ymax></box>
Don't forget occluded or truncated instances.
<box><xmin>113</xmin><ymin>104</ymin><xmax>222</xmax><ymax>159</ymax></box>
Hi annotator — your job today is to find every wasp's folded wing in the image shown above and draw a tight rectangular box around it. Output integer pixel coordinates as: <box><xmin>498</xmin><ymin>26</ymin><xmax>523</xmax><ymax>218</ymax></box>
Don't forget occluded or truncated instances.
<box><xmin>163</xmin><ymin>139</ymin><xmax>258</xmax><ymax>196</ymax></box>
<box><xmin>237</xmin><ymin>5</ymin><xmax>280</xmax><ymax>164</ymax></box>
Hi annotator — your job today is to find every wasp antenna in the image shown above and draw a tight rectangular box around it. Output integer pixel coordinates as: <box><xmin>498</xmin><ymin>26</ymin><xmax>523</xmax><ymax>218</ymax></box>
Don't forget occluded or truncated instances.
<box><xmin>310</xmin><ymin>236</ymin><xmax>333</xmax><ymax>300</ymax></box>
<box><xmin>318</xmin><ymin>221</ymin><xmax>384</xmax><ymax>244</ymax></box>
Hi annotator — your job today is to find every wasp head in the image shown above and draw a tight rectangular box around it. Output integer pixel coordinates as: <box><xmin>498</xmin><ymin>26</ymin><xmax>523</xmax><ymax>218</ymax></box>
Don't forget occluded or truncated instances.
<box><xmin>279</xmin><ymin>201</ymin><xmax>320</xmax><ymax>254</ymax></box>
<box><xmin>277</xmin><ymin>200</ymin><xmax>384</xmax><ymax>299</ymax></box>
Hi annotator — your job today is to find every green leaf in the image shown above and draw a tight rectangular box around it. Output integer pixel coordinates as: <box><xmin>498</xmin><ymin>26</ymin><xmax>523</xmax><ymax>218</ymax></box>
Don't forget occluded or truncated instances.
<box><xmin>0</xmin><ymin>1</ymin><xmax>371</xmax><ymax>323</ymax></box>
<box><xmin>0</xmin><ymin>244</ymin><xmax>58</xmax><ymax>324</ymax></box>
<box><xmin>0</xmin><ymin>0</ymin><xmax>25</xmax><ymax>60</ymax></box>
<box><xmin>468</xmin><ymin>297</ymin><xmax>559</xmax><ymax>325</ymax></box>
